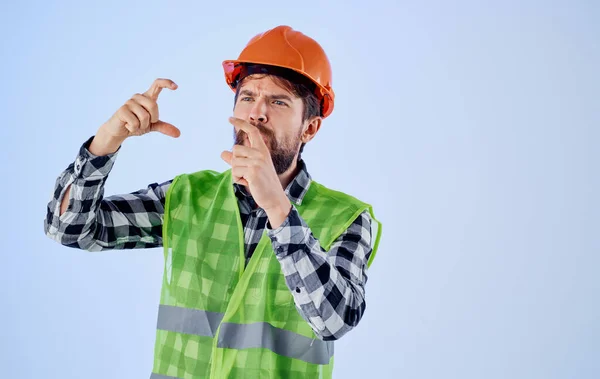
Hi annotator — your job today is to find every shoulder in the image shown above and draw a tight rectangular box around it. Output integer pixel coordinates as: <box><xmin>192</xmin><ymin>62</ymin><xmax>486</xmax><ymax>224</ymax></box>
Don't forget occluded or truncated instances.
<box><xmin>171</xmin><ymin>169</ymin><xmax>231</xmax><ymax>188</ymax></box>
<box><xmin>306</xmin><ymin>180</ymin><xmax>370</xmax><ymax>210</ymax></box>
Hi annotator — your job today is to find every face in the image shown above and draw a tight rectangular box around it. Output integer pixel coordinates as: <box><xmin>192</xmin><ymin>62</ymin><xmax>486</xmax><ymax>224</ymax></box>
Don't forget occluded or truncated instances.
<box><xmin>233</xmin><ymin>75</ymin><xmax>306</xmax><ymax>175</ymax></box>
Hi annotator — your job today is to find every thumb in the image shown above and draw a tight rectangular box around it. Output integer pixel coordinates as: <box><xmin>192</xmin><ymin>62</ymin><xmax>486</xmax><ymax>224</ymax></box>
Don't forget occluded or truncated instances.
<box><xmin>150</xmin><ymin>121</ymin><xmax>181</xmax><ymax>138</ymax></box>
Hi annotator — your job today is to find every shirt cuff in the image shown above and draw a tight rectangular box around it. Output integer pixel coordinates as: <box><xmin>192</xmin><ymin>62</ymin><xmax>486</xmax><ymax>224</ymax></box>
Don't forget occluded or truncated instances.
<box><xmin>267</xmin><ymin>206</ymin><xmax>307</xmax><ymax>258</ymax></box>
<box><xmin>73</xmin><ymin>135</ymin><xmax>120</xmax><ymax>180</ymax></box>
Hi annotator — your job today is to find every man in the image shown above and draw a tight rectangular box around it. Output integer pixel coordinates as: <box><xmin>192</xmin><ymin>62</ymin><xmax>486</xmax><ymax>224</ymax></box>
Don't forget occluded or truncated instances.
<box><xmin>45</xmin><ymin>25</ymin><xmax>382</xmax><ymax>378</ymax></box>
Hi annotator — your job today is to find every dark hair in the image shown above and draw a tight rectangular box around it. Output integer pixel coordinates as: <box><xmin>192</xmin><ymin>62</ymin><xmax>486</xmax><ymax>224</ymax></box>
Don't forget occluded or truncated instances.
<box><xmin>233</xmin><ymin>65</ymin><xmax>321</xmax><ymax>158</ymax></box>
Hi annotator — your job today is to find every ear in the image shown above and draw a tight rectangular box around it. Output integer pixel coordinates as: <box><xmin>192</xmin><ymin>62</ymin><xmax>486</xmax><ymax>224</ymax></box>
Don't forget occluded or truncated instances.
<box><xmin>301</xmin><ymin>116</ymin><xmax>322</xmax><ymax>144</ymax></box>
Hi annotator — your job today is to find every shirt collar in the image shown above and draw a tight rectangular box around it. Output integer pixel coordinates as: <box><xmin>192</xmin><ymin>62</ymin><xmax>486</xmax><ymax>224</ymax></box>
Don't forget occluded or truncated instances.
<box><xmin>233</xmin><ymin>159</ymin><xmax>312</xmax><ymax>206</ymax></box>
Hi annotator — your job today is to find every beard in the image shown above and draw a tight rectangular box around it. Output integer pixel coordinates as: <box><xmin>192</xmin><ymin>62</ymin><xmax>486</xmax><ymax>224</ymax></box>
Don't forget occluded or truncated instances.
<box><xmin>233</xmin><ymin>122</ymin><xmax>302</xmax><ymax>175</ymax></box>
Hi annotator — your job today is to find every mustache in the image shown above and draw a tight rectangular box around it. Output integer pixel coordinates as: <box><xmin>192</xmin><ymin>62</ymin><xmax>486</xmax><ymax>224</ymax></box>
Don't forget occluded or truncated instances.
<box><xmin>234</xmin><ymin>122</ymin><xmax>274</xmax><ymax>144</ymax></box>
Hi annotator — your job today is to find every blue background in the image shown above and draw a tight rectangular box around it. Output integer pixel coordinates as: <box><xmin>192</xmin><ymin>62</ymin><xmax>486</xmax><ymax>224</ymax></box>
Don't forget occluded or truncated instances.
<box><xmin>1</xmin><ymin>1</ymin><xmax>598</xmax><ymax>378</ymax></box>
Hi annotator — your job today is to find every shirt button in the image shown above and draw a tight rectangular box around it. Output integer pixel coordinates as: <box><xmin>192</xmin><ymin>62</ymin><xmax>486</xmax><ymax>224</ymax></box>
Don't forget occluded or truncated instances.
<box><xmin>277</xmin><ymin>246</ymin><xmax>284</xmax><ymax>253</ymax></box>
<box><xmin>295</xmin><ymin>287</ymin><xmax>301</xmax><ymax>293</ymax></box>
<box><xmin>74</xmin><ymin>158</ymin><xmax>83</xmax><ymax>175</ymax></box>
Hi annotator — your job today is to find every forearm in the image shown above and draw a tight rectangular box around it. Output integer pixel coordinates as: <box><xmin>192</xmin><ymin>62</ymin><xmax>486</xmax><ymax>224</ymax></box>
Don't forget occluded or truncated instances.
<box><xmin>56</xmin><ymin>129</ymin><xmax>126</xmax><ymax>216</ymax></box>
<box><xmin>44</xmin><ymin>136</ymin><xmax>168</xmax><ymax>251</ymax></box>
<box><xmin>268</xmin><ymin>208</ymin><xmax>373</xmax><ymax>341</ymax></box>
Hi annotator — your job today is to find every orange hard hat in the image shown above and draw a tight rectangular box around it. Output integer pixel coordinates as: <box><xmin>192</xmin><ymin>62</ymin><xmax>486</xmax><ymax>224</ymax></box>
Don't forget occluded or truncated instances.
<box><xmin>223</xmin><ymin>25</ymin><xmax>335</xmax><ymax>118</ymax></box>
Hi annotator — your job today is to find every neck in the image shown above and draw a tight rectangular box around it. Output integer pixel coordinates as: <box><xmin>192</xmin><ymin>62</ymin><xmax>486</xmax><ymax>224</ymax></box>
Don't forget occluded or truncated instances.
<box><xmin>277</xmin><ymin>158</ymin><xmax>300</xmax><ymax>189</ymax></box>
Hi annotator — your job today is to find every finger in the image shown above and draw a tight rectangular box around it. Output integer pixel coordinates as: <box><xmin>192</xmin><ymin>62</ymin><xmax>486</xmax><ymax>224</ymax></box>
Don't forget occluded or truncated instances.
<box><xmin>232</xmin><ymin>166</ymin><xmax>249</xmax><ymax>181</ymax></box>
<box><xmin>230</xmin><ymin>165</ymin><xmax>249</xmax><ymax>186</ymax></box>
<box><xmin>233</xmin><ymin>177</ymin><xmax>249</xmax><ymax>186</ymax></box>
<box><xmin>118</xmin><ymin>106</ymin><xmax>140</xmax><ymax>134</ymax></box>
<box><xmin>232</xmin><ymin>144</ymin><xmax>262</xmax><ymax>159</ymax></box>
<box><xmin>126</xmin><ymin>99</ymin><xmax>151</xmax><ymax>130</ymax></box>
<box><xmin>150</xmin><ymin>121</ymin><xmax>181</xmax><ymax>138</ymax></box>
<box><xmin>229</xmin><ymin>117</ymin><xmax>269</xmax><ymax>153</ymax></box>
<box><xmin>143</xmin><ymin>78</ymin><xmax>178</xmax><ymax>101</ymax></box>
<box><xmin>222</xmin><ymin>152</ymin><xmax>258</xmax><ymax>168</ymax></box>
<box><xmin>231</xmin><ymin>156</ymin><xmax>256</xmax><ymax>167</ymax></box>
<box><xmin>132</xmin><ymin>94</ymin><xmax>159</xmax><ymax>123</ymax></box>
<box><xmin>221</xmin><ymin>150</ymin><xmax>233</xmax><ymax>165</ymax></box>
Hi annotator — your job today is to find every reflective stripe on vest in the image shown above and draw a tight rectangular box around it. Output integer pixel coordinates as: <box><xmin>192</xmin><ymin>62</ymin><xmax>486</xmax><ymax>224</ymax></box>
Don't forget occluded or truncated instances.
<box><xmin>156</xmin><ymin>304</ymin><xmax>223</xmax><ymax>338</ymax></box>
<box><xmin>156</xmin><ymin>304</ymin><xmax>334</xmax><ymax>365</ymax></box>
<box><xmin>150</xmin><ymin>374</ymin><xmax>179</xmax><ymax>379</ymax></box>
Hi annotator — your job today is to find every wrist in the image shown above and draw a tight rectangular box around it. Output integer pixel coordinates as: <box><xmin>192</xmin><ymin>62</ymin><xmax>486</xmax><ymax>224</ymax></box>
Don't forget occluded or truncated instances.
<box><xmin>265</xmin><ymin>195</ymin><xmax>292</xmax><ymax>229</ymax></box>
<box><xmin>89</xmin><ymin>127</ymin><xmax>125</xmax><ymax>156</ymax></box>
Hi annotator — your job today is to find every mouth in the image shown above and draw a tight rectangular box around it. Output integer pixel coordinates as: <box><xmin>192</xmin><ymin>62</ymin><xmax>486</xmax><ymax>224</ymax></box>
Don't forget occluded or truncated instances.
<box><xmin>235</xmin><ymin>127</ymin><xmax>272</xmax><ymax>148</ymax></box>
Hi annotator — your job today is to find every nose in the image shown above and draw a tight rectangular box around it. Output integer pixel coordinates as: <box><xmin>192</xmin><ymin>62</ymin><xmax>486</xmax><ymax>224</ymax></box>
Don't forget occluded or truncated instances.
<box><xmin>249</xmin><ymin>99</ymin><xmax>268</xmax><ymax>124</ymax></box>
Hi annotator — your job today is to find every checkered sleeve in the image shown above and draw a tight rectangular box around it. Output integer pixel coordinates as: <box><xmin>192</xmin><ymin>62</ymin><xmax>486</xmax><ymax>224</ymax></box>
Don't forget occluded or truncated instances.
<box><xmin>267</xmin><ymin>207</ymin><xmax>373</xmax><ymax>341</ymax></box>
<box><xmin>44</xmin><ymin>136</ymin><xmax>172</xmax><ymax>251</ymax></box>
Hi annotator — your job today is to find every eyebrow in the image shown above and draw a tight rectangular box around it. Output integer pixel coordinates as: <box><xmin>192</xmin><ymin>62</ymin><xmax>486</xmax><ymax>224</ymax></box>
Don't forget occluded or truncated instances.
<box><xmin>239</xmin><ymin>89</ymin><xmax>293</xmax><ymax>103</ymax></box>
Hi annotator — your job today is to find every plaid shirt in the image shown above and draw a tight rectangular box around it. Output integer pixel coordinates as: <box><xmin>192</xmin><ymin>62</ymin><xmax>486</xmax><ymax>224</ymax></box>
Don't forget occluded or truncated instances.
<box><xmin>44</xmin><ymin>136</ymin><xmax>374</xmax><ymax>341</ymax></box>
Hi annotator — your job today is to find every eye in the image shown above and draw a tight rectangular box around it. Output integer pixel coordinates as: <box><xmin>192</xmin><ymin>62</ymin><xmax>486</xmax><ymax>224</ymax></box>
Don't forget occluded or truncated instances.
<box><xmin>240</xmin><ymin>97</ymin><xmax>252</xmax><ymax>102</ymax></box>
<box><xmin>273</xmin><ymin>100</ymin><xmax>287</xmax><ymax>106</ymax></box>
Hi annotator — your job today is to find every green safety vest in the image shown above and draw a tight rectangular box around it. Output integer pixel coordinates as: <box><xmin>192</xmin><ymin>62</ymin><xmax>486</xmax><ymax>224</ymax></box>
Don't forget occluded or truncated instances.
<box><xmin>150</xmin><ymin>169</ymin><xmax>381</xmax><ymax>378</ymax></box>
